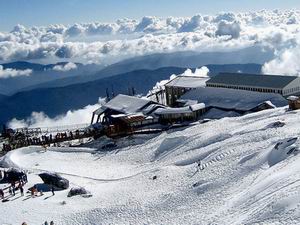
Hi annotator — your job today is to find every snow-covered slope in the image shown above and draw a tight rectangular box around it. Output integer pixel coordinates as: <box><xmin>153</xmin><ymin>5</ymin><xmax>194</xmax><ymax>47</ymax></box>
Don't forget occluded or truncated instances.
<box><xmin>1</xmin><ymin>107</ymin><xmax>300</xmax><ymax>224</ymax></box>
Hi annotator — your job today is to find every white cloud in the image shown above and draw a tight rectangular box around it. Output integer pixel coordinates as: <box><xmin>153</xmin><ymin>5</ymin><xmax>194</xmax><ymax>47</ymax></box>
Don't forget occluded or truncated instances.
<box><xmin>182</xmin><ymin>66</ymin><xmax>210</xmax><ymax>77</ymax></box>
<box><xmin>0</xmin><ymin>65</ymin><xmax>32</xmax><ymax>78</ymax></box>
<box><xmin>8</xmin><ymin>98</ymin><xmax>106</xmax><ymax>129</ymax></box>
<box><xmin>215</xmin><ymin>21</ymin><xmax>241</xmax><ymax>39</ymax></box>
<box><xmin>262</xmin><ymin>47</ymin><xmax>300</xmax><ymax>75</ymax></box>
<box><xmin>147</xmin><ymin>74</ymin><xmax>177</xmax><ymax>97</ymax></box>
<box><xmin>53</xmin><ymin>62</ymin><xmax>77</xmax><ymax>71</ymax></box>
<box><xmin>0</xmin><ymin>10</ymin><xmax>300</xmax><ymax>66</ymax></box>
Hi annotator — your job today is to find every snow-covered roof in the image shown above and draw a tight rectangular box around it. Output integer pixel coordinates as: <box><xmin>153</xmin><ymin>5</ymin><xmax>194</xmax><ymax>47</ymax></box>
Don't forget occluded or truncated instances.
<box><xmin>154</xmin><ymin>103</ymin><xmax>205</xmax><ymax>115</ymax></box>
<box><xmin>181</xmin><ymin>87</ymin><xmax>288</xmax><ymax>112</ymax></box>
<box><xmin>165</xmin><ymin>76</ymin><xmax>209</xmax><ymax>88</ymax></box>
<box><xmin>154</xmin><ymin>106</ymin><xmax>192</xmax><ymax>115</ymax></box>
<box><xmin>189</xmin><ymin>103</ymin><xmax>206</xmax><ymax>111</ymax></box>
<box><xmin>102</xmin><ymin>94</ymin><xmax>152</xmax><ymax>114</ymax></box>
<box><xmin>207</xmin><ymin>73</ymin><xmax>298</xmax><ymax>89</ymax></box>
<box><xmin>142</xmin><ymin>104</ymin><xmax>167</xmax><ymax>115</ymax></box>
<box><xmin>287</xmin><ymin>96</ymin><xmax>299</xmax><ymax>101</ymax></box>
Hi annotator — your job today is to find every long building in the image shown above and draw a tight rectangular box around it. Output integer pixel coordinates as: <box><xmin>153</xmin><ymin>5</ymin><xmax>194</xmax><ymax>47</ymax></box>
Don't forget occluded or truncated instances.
<box><xmin>180</xmin><ymin>87</ymin><xmax>287</xmax><ymax>113</ymax></box>
<box><xmin>206</xmin><ymin>73</ymin><xmax>300</xmax><ymax>97</ymax></box>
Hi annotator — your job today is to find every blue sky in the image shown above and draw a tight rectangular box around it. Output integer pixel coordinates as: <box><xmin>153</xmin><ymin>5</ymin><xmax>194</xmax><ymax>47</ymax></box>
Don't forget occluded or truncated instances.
<box><xmin>1</xmin><ymin>0</ymin><xmax>300</xmax><ymax>31</ymax></box>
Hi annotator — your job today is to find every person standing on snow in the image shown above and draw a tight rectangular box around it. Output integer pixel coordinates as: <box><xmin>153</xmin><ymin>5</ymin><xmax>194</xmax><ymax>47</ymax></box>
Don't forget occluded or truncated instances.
<box><xmin>12</xmin><ymin>183</ymin><xmax>16</xmax><ymax>196</ymax></box>
<box><xmin>0</xmin><ymin>188</ymin><xmax>4</xmax><ymax>199</ymax></box>
<box><xmin>51</xmin><ymin>186</ymin><xmax>55</xmax><ymax>195</ymax></box>
<box><xmin>20</xmin><ymin>185</ymin><xmax>24</xmax><ymax>196</ymax></box>
<box><xmin>196</xmin><ymin>160</ymin><xmax>203</xmax><ymax>171</ymax></box>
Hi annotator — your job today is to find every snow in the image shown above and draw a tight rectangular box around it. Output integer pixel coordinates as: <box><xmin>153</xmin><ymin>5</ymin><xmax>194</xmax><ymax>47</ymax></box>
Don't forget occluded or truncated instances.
<box><xmin>287</xmin><ymin>96</ymin><xmax>299</xmax><ymax>101</ymax></box>
<box><xmin>101</xmin><ymin>94</ymin><xmax>152</xmax><ymax>114</ymax></box>
<box><xmin>201</xmin><ymin>108</ymin><xmax>241</xmax><ymax>119</ymax></box>
<box><xmin>154</xmin><ymin>106</ymin><xmax>192</xmax><ymax>115</ymax></box>
<box><xmin>2</xmin><ymin>107</ymin><xmax>300</xmax><ymax>224</ymax></box>
<box><xmin>165</xmin><ymin>76</ymin><xmax>209</xmax><ymax>88</ymax></box>
<box><xmin>189</xmin><ymin>103</ymin><xmax>206</xmax><ymax>111</ymax></box>
<box><xmin>154</xmin><ymin>103</ymin><xmax>206</xmax><ymax>115</ymax></box>
<box><xmin>181</xmin><ymin>87</ymin><xmax>288</xmax><ymax>112</ymax></box>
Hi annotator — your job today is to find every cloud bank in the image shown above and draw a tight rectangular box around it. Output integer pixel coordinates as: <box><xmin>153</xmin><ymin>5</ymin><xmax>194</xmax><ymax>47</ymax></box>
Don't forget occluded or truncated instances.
<box><xmin>0</xmin><ymin>65</ymin><xmax>32</xmax><ymax>78</ymax></box>
<box><xmin>262</xmin><ymin>46</ymin><xmax>300</xmax><ymax>75</ymax></box>
<box><xmin>8</xmin><ymin>98</ymin><xmax>105</xmax><ymax>129</ymax></box>
<box><xmin>0</xmin><ymin>10</ymin><xmax>300</xmax><ymax>74</ymax></box>
<box><xmin>53</xmin><ymin>62</ymin><xmax>77</xmax><ymax>71</ymax></box>
<box><xmin>182</xmin><ymin>67</ymin><xmax>210</xmax><ymax>77</ymax></box>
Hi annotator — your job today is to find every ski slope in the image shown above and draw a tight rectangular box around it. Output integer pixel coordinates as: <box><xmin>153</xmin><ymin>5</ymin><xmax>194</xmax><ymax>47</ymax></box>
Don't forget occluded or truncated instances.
<box><xmin>1</xmin><ymin>107</ymin><xmax>300</xmax><ymax>224</ymax></box>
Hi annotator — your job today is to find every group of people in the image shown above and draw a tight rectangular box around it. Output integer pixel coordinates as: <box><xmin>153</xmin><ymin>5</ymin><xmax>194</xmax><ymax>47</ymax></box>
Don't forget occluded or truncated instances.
<box><xmin>21</xmin><ymin>221</ymin><xmax>55</xmax><ymax>225</ymax></box>
<box><xmin>0</xmin><ymin>180</ymin><xmax>26</xmax><ymax>199</ymax></box>
<box><xmin>2</xmin><ymin>128</ymin><xmax>97</xmax><ymax>153</ymax></box>
<box><xmin>2</xmin><ymin>143</ymin><xmax>12</xmax><ymax>152</ymax></box>
<box><xmin>0</xmin><ymin>170</ymin><xmax>28</xmax><ymax>200</ymax></box>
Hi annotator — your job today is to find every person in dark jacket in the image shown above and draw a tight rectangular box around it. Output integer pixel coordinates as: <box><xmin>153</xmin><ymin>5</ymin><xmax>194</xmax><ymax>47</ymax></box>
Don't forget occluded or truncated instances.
<box><xmin>19</xmin><ymin>185</ymin><xmax>24</xmax><ymax>196</ymax></box>
<box><xmin>51</xmin><ymin>186</ymin><xmax>55</xmax><ymax>195</ymax></box>
<box><xmin>11</xmin><ymin>182</ymin><xmax>16</xmax><ymax>196</ymax></box>
<box><xmin>0</xmin><ymin>189</ymin><xmax>4</xmax><ymax>199</ymax></box>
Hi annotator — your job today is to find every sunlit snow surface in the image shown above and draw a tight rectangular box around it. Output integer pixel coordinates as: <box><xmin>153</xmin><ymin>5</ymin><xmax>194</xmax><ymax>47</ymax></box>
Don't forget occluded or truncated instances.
<box><xmin>1</xmin><ymin>107</ymin><xmax>300</xmax><ymax>224</ymax></box>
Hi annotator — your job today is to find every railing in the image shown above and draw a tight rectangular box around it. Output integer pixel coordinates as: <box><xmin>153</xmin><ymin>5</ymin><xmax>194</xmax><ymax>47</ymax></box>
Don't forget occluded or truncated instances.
<box><xmin>15</xmin><ymin>123</ymin><xmax>90</xmax><ymax>135</ymax></box>
<box><xmin>1</xmin><ymin>123</ymin><xmax>98</xmax><ymax>153</ymax></box>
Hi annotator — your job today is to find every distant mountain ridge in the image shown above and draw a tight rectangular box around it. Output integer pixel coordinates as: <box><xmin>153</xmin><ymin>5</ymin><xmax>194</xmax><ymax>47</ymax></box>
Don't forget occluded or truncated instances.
<box><xmin>0</xmin><ymin>47</ymin><xmax>272</xmax><ymax>95</ymax></box>
<box><xmin>22</xmin><ymin>63</ymin><xmax>262</xmax><ymax>92</ymax></box>
<box><xmin>20</xmin><ymin>46</ymin><xmax>271</xmax><ymax>92</ymax></box>
<box><xmin>0</xmin><ymin>61</ymin><xmax>103</xmax><ymax>95</ymax></box>
<box><xmin>99</xmin><ymin>46</ymin><xmax>272</xmax><ymax>74</ymax></box>
<box><xmin>1</xmin><ymin>61</ymin><xmax>82</xmax><ymax>71</ymax></box>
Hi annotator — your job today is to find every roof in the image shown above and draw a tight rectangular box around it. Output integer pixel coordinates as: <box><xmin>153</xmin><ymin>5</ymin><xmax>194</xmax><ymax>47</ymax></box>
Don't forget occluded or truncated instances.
<box><xmin>287</xmin><ymin>96</ymin><xmax>299</xmax><ymax>101</ymax></box>
<box><xmin>141</xmin><ymin>103</ymin><xmax>167</xmax><ymax>115</ymax></box>
<box><xmin>181</xmin><ymin>87</ymin><xmax>288</xmax><ymax>112</ymax></box>
<box><xmin>154</xmin><ymin>103</ymin><xmax>206</xmax><ymax>115</ymax></box>
<box><xmin>154</xmin><ymin>106</ymin><xmax>192</xmax><ymax>115</ymax></box>
<box><xmin>102</xmin><ymin>94</ymin><xmax>152</xmax><ymax>114</ymax></box>
<box><xmin>190</xmin><ymin>103</ymin><xmax>206</xmax><ymax>111</ymax></box>
<box><xmin>165</xmin><ymin>76</ymin><xmax>209</xmax><ymax>88</ymax></box>
<box><xmin>206</xmin><ymin>73</ymin><xmax>298</xmax><ymax>89</ymax></box>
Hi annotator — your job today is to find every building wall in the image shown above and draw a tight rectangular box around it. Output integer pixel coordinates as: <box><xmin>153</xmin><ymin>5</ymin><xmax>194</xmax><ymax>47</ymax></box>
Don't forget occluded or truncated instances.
<box><xmin>158</xmin><ymin>108</ymin><xmax>207</xmax><ymax>124</ymax></box>
<box><xmin>166</xmin><ymin>86</ymin><xmax>192</xmax><ymax>106</ymax></box>
<box><xmin>206</xmin><ymin>83</ymin><xmax>283</xmax><ymax>95</ymax></box>
<box><xmin>288</xmin><ymin>99</ymin><xmax>300</xmax><ymax>110</ymax></box>
<box><xmin>282</xmin><ymin>77</ymin><xmax>300</xmax><ymax>97</ymax></box>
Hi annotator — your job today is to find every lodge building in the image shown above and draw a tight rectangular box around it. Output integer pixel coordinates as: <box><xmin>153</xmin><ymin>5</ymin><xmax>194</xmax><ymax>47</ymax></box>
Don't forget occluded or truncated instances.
<box><xmin>206</xmin><ymin>73</ymin><xmax>300</xmax><ymax>97</ymax></box>
<box><xmin>165</xmin><ymin>76</ymin><xmax>209</xmax><ymax>106</ymax></box>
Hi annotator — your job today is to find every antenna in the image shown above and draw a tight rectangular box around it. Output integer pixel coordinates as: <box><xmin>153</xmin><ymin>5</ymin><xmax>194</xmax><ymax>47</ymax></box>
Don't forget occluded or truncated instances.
<box><xmin>111</xmin><ymin>85</ymin><xmax>115</xmax><ymax>97</ymax></box>
<box><xmin>106</xmin><ymin>88</ymin><xmax>110</xmax><ymax>101</ymax></box>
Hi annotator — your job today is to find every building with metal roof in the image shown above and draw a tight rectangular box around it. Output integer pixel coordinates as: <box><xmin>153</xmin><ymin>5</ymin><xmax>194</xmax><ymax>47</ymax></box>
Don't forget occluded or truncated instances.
<box><xmin>180</xmin><ymin>87</ymin><xmax>287</xmax><ymax>113</ymax></box>
<box><xmin>165</xmin><ymin>76</ymin><xmax>209</xmax><ymax>106</ymax></box>
<box><xmin>206</xmin><ymin>73</ymin><xmax>300</xmax><ymax>97</ymax></box>
<box><xmin>91</xmin><ymin>94</ymin><xmax>164</xmax><ymax>124</ymax></box>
